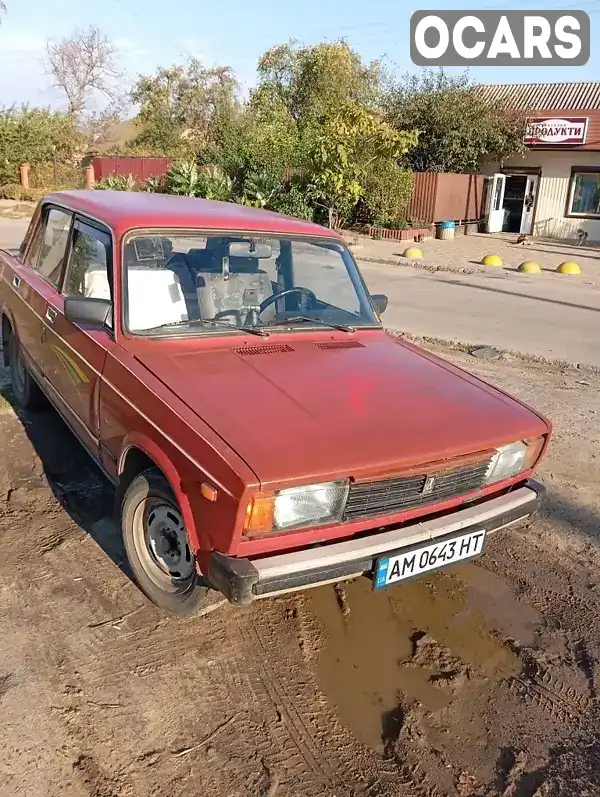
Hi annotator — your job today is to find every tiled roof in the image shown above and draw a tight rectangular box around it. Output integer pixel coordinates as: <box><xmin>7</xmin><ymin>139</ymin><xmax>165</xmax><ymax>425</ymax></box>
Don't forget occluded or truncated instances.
<box><xmin>476</xmin><ymin>82</ymin><xmax>600</xmax><ymax>111</ymax></box>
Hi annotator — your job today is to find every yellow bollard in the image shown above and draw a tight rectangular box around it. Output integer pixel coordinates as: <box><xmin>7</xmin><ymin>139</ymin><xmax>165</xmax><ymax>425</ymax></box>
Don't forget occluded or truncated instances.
<box><xmin>403</xmin><ymin>246</ymin><xmax>423</xmax><ymax>259</ymax></box>
<box><xmin>481</xmin><ymin>254</ymin><xmax>503</xmax><ymax>267</ymax></box>
<box><xmin>518</xmin><ymin>261</ymin><xmax>541</xmax><ymax>274</ymax></box>
<box><xmin>556</xmin><ymin>261</ymin><xmax>581</xmax><ymax>275</ymax></box>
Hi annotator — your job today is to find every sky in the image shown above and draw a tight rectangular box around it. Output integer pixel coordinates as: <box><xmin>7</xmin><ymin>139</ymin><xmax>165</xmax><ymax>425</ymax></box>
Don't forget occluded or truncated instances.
<box><xmin>1</xmin><ymin>0</ymin><xmax>599</xmax><ymax>110</ymax></box>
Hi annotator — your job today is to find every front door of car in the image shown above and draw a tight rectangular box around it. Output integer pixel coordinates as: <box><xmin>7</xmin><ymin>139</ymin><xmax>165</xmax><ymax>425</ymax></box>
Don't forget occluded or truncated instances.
<box><xmin>41</xmin><ymin>217</ymin><xmax>113</xmax><ymax>455</ymax></box>
<box><xmin>10</xmin><ymin>205</ymin><xmax>72</xmax><ymax>378</ymax></box>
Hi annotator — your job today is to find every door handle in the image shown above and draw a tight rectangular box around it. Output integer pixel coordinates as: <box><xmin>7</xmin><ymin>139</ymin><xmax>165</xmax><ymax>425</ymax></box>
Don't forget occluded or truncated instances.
<box><xmin>45</xmin><ymin>306</ymin><xmax>57</xmax><ymax>324</ymax></box>
<box><xmin>12</xmin><ymin>275</ymin><xmax>20</xmax><ymax>289</ymax></box>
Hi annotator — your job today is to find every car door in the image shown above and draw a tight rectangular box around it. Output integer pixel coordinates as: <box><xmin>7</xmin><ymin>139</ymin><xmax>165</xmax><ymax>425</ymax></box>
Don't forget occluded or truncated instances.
<box><xmin>41</xmin><ymin>217</ymin><xmax>113</xmax><ymax>456</ymax></box>
<box><xmin>6</xmin><ymin>205</ymin><xmax>71</xmax><ymax>378</ymax></box>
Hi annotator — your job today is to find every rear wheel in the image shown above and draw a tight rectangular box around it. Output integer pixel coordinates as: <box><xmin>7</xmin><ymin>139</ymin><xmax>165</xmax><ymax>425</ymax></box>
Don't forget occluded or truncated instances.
<box><xmin>8</xmin><ymin>331</ymin><xmax>45</xmax><ymax>409</ymax></box>
<box><xmin>121</xmin><ymin>468</ymin><xmax>215</xmax><ymax>616</ymax></box>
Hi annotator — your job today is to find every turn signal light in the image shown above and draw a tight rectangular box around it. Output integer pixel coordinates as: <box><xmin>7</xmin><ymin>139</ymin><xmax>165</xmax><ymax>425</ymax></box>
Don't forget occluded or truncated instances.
<box><xmin>244</xmin><ymin>494</ymin><xmax>275</xmax><ymax>536</ymax></box>
<box><xmin>524</xmin><ymin>435</ymin><xmax>546</xmax><ymax>470</ymax></box>
<box><xmin>200</xmin><ymin>482</ymin><xmax>218</xmax><ymax>502</ymax></box>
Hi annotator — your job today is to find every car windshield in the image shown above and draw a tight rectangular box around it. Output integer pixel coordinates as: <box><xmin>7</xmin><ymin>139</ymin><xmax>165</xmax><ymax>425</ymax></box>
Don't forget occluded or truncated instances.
<box><xmin>121</xmin><ymin>232</ymin><xmax>380</xmax><ymax>336</ymax></box>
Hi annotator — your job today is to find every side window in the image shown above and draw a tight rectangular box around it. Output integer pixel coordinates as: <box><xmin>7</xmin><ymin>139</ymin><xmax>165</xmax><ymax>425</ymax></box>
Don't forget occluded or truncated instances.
<box><xmin>64</xmin><ymin>223</ymin><xmax>113</xmax><ymax>331</ymax></box>
<box><xmin>35</xmin><ymin>208</ymin><xmax>72</xmax><ymax>286</ymax></box>
<box><xmin>64</xmin><ymin>223</ymin><xmax>112</xmax><ymax>301</ymax></box>
<box><xmin>20</xmin><ymin>212</ymin><xmax>44</xmax><ymax>268</ymax></box>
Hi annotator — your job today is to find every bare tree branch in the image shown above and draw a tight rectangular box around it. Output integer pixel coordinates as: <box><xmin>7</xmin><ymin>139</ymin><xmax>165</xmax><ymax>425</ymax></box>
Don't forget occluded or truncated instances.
<box><xmin>45</xmin><ymin>25</ymin><xmax>123</xmax><ymax>119</ymax></box>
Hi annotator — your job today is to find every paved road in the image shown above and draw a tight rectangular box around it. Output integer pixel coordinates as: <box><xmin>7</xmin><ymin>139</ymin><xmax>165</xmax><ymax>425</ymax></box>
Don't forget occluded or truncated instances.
<box><xmin>2</xmin><ymin>219</ymin><xmax>598</xmax><ymax>368</ymax></box>
<box><xmin>0</xmin><ymin>218</ymin><xmax>29</xmax><ymax>250</ymax></box>
<box><xmin>359</xmin><ymin>259</ymin><xmax>600</xmax><ymax>368</ymax></box>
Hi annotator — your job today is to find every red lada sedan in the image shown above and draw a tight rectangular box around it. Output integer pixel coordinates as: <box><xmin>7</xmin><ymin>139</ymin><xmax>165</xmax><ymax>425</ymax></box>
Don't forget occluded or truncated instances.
<box><xmin>0</xmin><ymin>191</ymin><xmax>550</xmax><ymax>615</ymax></box>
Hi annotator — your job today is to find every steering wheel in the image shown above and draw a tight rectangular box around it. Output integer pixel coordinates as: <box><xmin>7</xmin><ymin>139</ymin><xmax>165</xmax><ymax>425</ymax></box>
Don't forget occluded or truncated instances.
<box><xmin>258</xmin><ymin>287</ymin><xmax>318</xmax><ymax>317</ymax></box>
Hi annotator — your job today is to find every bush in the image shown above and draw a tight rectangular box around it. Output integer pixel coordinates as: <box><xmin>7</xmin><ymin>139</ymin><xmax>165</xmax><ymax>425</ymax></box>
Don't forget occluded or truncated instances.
<box><xmin>162</xmin><ymin>160</ymin><xmax>234</xmax><ymax>201</ymax></box>
<box><xmin>360</xmin><ymin>162</ymin><xmax>412</xmax><ymax>227</ymax></box>
<box><xmin>240</xmin><ymin>169</ymin><xmax>281</xmax><ymax>208</ymax></box>
<box><xmin>378</xmin><ymin>218</ymin><xmax>408</xmax><ymax>230</ymax></box>
<box><xmin>0</xmin><ymin>106</ymin><xmax>82</xmax><ymax>185</ymax></box>
<box><xmin>196</xmin><ymin>165</ymin><xmax>233</xmax><ymax>202</ymax></box>
<box><xmin>0</xmin><ymin>183</ymin><xmax>23</xmax><ymax>201</ymax></box>
<box><xmin>141</xmin><ymin>176</ymin><xmax>166</xmax><ymax>193</ymax></box>
<box><xmin>95</xmin><ymin>174</ymin><xmax>137</xmax><ymax>191</ymax></box>
<box><xmin>163</xmin><ymin>160</ymin><xmax>200</xmax><ymax>196</ymax></box>
<box><xmin>269</xmin><ymin>184</ymin><xmax>313</xmax><ymax>220</ymax></box>
<box><xmin>21</xmin><ymin>188</ymin><xmax>49</xmax><ymax>202</ymax></box>
<box><xmin>29</xmin><ymin>161</ymin><xmax>82</xmax><ymax>190</ymax></box>
<box><xmin>0</xmin><ymin>183</ymin><xmax>71</xmax><ymax>202</ymax></box>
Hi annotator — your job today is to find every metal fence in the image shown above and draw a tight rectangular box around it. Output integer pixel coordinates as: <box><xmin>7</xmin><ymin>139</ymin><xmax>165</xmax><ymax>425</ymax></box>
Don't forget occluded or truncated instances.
<box><xmin>90</xmin><ymin>158</ymin><xmax>485</xmax><ymax>225</ymax></box>
<box><xmin>407</xmin><ymin>172</ymin><xmax>485</xmax><ymax>224</ymax></box>
<box><xmin>92</xmin><ymin>157</ymin><xmax>174</xmax><ymax>183</ymax></box>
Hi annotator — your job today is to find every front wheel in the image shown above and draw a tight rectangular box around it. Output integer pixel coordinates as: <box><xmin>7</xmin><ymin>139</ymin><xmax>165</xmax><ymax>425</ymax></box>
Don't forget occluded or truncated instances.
<box><xmin>121</xmin><ymin>468</ymin><xmax>215</xmax><ymax>616</ymax></box>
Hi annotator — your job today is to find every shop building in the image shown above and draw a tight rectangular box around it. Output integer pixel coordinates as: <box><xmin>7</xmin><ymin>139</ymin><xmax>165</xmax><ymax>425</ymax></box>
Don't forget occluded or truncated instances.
<box><xmin>480</xmin><ymin>82</ymin><xmax>600</xmax><ymax>241</ymax></box>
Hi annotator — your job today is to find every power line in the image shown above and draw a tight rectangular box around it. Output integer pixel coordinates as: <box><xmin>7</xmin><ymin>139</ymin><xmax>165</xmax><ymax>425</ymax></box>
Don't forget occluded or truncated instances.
<box><xmin>292</xmin><ymin>0</ymin><xmax>600</xmax><ymax>41</ymax></box>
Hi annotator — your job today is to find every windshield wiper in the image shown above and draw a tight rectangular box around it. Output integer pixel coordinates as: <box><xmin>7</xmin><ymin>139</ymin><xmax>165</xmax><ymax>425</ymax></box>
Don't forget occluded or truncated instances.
<box><xmin>266</xmin><ymin>316</ymin><xmax>355</xmax><ymax>333</ymax></box>
<box><xmin>139</xmin><ymin>319</ymin><xmax>270</xmax><ymax>337</ymax></box>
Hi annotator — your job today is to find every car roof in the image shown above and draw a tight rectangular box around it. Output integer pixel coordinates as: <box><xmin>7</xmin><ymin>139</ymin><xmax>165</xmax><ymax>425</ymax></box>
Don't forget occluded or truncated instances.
<box><xmin>46</xmin><ymin>190</ymin><xmax>343</xmax><ymax>240</ymax></box>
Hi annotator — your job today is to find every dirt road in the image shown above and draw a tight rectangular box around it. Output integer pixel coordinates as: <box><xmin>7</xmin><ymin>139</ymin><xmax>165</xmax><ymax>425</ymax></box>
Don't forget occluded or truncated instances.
<box><xmin>1</xmin><ymin>340</ymin><xmax>600</xmax><ymax>797</ymax></box>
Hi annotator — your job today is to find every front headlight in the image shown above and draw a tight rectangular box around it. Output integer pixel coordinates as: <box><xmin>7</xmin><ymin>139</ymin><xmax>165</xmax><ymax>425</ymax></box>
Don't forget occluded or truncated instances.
<box><xmin>245</xmin><ymin>480</ymin><xmax>349</xmax><ymax>536</ymax></box>
<box><xmin>484</xmin><ymin>437</ymin><xmax>544</xmax><ymax>485</ymax></box>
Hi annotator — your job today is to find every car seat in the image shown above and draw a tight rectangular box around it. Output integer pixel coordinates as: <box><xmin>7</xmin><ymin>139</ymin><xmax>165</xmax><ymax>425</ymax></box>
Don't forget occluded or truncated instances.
<box><xmin>127</xmin><ymin>268</ymin><xmax>189</xmax><ymax>331</ymax></box>
<box><xmin>194</xmin><ymin>252</ymin><xmax>275</xmax><ymax>322</ymax></box>
<box><xmin>84</xmin><ymin>263</ymin><xmax>111</xmax><ymax>300</ymax></box>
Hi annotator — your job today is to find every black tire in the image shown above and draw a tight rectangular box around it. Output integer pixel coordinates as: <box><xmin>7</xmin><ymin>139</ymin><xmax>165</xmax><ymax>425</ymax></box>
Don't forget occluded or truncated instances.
<box><xmin>121</xmin><ymin>468</ymin><xmax>214</xmax><ymax>616</ymax></box>
<box><xmin>8</xmin><ymin>331</ymin><xmax>45</xmax><ymax>409</ymax></box>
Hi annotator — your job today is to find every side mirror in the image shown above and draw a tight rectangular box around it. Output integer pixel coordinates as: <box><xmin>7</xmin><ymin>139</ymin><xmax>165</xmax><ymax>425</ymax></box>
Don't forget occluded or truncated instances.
<box><xmin>65</xmin><ymin>297</ymin><xmax>112</xmax><ymax>327</ymax></box>
<box><xmin>371</xmin><ymin>294</ymin><xmax>388</xmax><ymax>315</ymax></box>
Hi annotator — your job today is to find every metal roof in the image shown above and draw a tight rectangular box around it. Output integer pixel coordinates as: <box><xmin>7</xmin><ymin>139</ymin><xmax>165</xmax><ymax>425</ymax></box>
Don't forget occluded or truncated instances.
<box><xmin>48</xmin><ymin>190</ymin><xmax>340</xmax><ymax>239</ymax></box>
<box><xmin>476</xmin><ymin>82</ymin><xmax>600</xmax><ymax>111</ymax></box>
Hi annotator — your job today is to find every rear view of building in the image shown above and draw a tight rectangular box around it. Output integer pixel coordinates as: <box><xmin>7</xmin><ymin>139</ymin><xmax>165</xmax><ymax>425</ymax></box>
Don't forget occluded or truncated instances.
<box><xmin>480</xmin><ymin>82</ymin><xmax>600</xmax><ymax>242</ymax></box>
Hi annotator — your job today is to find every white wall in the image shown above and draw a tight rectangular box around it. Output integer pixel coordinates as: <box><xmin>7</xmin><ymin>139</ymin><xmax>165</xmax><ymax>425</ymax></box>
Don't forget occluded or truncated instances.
<box><xmin>485</xmin><ymin>150</ymin><xmax>600</xmax><ymax>241</ymax></box>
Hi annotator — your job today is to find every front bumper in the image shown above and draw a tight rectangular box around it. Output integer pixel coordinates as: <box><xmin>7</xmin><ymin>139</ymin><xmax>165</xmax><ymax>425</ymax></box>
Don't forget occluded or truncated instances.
<box><xmin>207</xmin><ymin>480</ymin><xmax>545</xmax><ymax>605</ymax></box>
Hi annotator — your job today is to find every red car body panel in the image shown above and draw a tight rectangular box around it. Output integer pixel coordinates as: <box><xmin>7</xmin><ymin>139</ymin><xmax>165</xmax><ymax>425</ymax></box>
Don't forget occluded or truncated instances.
<box><xmin>0</xmin><ymin>191</ymin><xmax>552</xmax><ymax>572</ymax></box>
<box><xmin>132</xmin><ymin>331</ymin><xmax>548</xmax><ymax>486</ymax></box>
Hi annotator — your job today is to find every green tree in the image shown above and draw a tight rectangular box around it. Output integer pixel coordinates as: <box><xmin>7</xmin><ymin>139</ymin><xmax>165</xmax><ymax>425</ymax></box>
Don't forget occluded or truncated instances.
<box><xmin>244</xmin><ymin>40</ymin><xmax>394</xmax><ymax>221</ymax></box>
<box><xmin>130</xmin><ymin>58</ymin><xmax>240</xmax><ymax>156</ymax></box>
<box><xmin>0</xmin><ymin>105</ymin><xmax>82</xmax><ymax>185</ymax></box>
<box><xmin>308</xmin><ymin>102</ymin><xmax>418</xmax><ymax>226</ymax></box>
<box><xmin>361</xmin><ymin>161</ymin><xmax>413</xmax><ymax>227</ymax></box>
<box><xmin>386</xmin><ymin>70</ymin><xmax>526</xmax><ymax>173</ymax></box>
<box><xmin>255</xmin><ymin>40</ymin><xmax>382</xmax><ymax>128</ymax></box>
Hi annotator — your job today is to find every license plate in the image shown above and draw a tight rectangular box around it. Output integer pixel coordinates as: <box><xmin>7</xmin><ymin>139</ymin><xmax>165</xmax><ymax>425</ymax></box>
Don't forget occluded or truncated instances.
<box><xmin>374</xmin><ymin>529</ymin><xmax>486</xmax><ymax>589</ymax></box>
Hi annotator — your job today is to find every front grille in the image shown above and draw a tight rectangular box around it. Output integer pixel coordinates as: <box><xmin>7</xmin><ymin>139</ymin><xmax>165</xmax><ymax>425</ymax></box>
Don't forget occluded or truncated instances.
<box><xmin>344</xmin><ymin>459</ymin><xmax>491</xmax><ymax>521</ymax></box>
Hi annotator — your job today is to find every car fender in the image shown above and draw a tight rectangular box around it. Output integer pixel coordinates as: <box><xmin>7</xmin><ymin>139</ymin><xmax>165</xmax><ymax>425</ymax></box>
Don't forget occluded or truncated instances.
<box><xmin>1</xmin><ymin>305</ymin><xmax>17</xmax><ymax>365</ymax></box>
<box><xmin>1</xmin><ymin>302</ymin><xmax>17</xmax><ymax>334</ymax></box>
<box><xmin>118</xmin><ymin>433</ymin><xmax>200</xmax><ymax>551</ymax></box>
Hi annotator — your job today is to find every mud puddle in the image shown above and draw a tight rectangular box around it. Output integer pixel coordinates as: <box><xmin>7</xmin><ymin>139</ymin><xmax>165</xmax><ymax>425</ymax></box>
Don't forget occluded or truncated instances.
<box><xmin>309</xmin><ymin>562</ymin><xmax>541</xmax><ymax>753</ymax></box>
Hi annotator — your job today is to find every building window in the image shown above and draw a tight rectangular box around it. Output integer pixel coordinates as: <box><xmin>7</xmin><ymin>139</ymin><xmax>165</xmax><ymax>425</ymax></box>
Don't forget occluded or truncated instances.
<box><xmin>568</xmin><ymin>170</ymin><xmax>600</xmax><ymax>218</ymax></box>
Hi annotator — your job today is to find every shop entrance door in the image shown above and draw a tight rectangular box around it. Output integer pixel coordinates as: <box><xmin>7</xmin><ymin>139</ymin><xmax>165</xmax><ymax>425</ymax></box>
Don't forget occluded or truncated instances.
<box><xmin>520</xmin><ymin>174</ymin><xmax>539</xmax><ymax>235</ymax></box>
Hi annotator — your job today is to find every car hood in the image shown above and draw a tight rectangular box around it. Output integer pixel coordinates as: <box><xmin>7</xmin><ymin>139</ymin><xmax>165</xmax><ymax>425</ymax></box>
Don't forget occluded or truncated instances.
<box><xmin>136</xmin><ymin>333</ymin><xmax>547</xmax><ymax>486</ymax></box>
